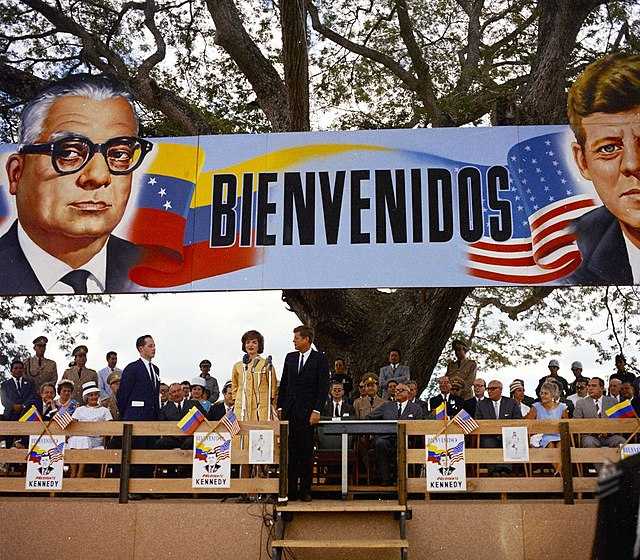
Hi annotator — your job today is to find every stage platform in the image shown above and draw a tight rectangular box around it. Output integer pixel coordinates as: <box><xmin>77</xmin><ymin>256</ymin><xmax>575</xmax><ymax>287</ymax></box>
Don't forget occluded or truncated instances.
<box><xmin>0</xmin><ymin>497</ymin><xmax>597</xmax><ymax>559</ymax></box>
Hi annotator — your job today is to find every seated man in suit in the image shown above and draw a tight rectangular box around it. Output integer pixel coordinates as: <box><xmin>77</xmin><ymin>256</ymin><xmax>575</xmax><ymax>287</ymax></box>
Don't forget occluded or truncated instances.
<box><xmin>367</xmin><ymin>383</ymin><xmax>424</xmax><ymax>485</ymax></box>
<box><xmin>32</xmin><ymin>382</ymin><xmax>59</xmax><ymax>420</ymax></box>
<box><xmin>475</xmin><ymin>379</ymin><xmax>522</xmax><ymax>475</ymax></box>
<box><xmin>208</xmin><ymin>382</ymin><xmax>235</xmax><ymax>421</ymax></box>
<box><xmin>156</xmin><ymin>382</ymin><xmax>206</xmax><ymax>451</ymax></box>
<box><xmin>0</xmin><ymin>74</ymin><xmax>153</xmax><ymax>295</ymax></box>
<box><xmin>574</xmin><ymin>377</ymin><xmax>626</xmax><ymax>448</ymax></box>
<box><xmin>0</xmin><ymin>360</ymin><xmax>37</xmax><ymax>447</ymax></box>
<box><xmin>322</xmin><ymin>382</ymin><xmax>356</xmax><ymax>420</ymax></box>
<box><xmin>428</xmin><ymin>375</ymin><xmax>464</xmax><ymax>418</ymax></box>
<box><xmin>463</xmin><ymin>378</ymin><xmax>486</xmax><ymax>417</ymax></box>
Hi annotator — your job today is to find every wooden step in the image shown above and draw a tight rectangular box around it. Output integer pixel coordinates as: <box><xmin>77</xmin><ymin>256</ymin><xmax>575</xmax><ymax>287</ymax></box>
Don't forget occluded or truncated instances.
<box><xmin>271</xmin><ymin>539</ymin><xmax>409</xmax><ymax>549</ymax></box>
<box><xmin>278</xmin><ymin>499</ymin><xmax>408</xmax><ymax>512</ymax></box>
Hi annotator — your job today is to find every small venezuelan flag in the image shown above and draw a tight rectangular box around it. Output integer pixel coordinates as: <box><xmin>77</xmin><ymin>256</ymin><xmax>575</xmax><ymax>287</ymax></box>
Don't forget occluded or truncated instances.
<box><xmin>18</xmin><ymin>405</ymin><xmax>39</xmax><ymax>423</ymax></box>
<box><xmin>435</xmin><ymin>402</ymin><xmax>447</xmax><ymax>420</ymax></box>
<box><xmin>605</xmin><ymin>399</ymin><xmax>637</xmax><ymax>419</ymax></box>
<box><xmin>177</xmin><ymin>406</ymin><xmax>205</xmax><ymax>434</ymax></box>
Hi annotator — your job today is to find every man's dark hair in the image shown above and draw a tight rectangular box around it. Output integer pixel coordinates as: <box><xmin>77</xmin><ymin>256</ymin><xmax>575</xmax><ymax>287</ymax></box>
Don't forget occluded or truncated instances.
<box><xmin>615</xmin><ymin>354</ymin><xmax>627</xmax><ymax>364</ymax></box>
<box><xmin>294</xmin><ymin>325</ymin><xmax>314</xmax><ymax>343</ymax></box>
<box><xmin>241</xmin><ymin>330</ymin><xmax>264</xmax><ymax>353</ymax></box>
<box><xmin>136</xmin><ymin>335</ymin><xmax>152</xmax><ymax>350</ymax></box>
<box><xmin>568</xmin><ymin>53</ymin><xmax>640</xmax><ymax>147</ymax></box>
<box><xmin>181</xmin><ymin>380</ymin><xmax>191</xmax><ymax>387</ymax></box>
<box><xmin>106</xmin><ymin>351</ymin><xmax>117</xmax><ymax>360</ymax></box>
<box><xmin>592</xmin><ymin>377</ymin><xmax>605</xmax><ymax>388</ymax></box>
<box><xmin>222</xmin><ymin>383</ymin><xmax>232</xmax><ymax>395</ymax></box>
<box><xmin>389</xmin><ymin>348</ymin><xmax>401</xmax><ymax>359</ymax></box>
<box><xmin>199</xmin><ymin>359</ymin><xmax>212</xmax><ymax>367</ymax></box>
<box><xmin>334</xmin><ymin>357</ymin><xmax>346</xmax><ymax>365</ymax></box>
<box><xmin>10</xmin><ymin>359</ymin><xmax>23</xmax><ymax>369</ymax></box>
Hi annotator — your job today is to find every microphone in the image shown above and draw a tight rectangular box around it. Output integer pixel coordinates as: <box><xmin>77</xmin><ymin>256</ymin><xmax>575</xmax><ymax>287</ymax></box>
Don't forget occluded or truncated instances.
<box><xmin>266</xmin><ymin>355</ymin><xmax>273</xmax><ymax>367</ymax></box>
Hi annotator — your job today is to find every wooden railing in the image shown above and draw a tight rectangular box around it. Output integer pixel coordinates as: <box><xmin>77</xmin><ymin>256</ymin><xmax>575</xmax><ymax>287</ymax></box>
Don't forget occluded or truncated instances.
<box><xmin>1</xmin><ymin>418</ymin><xmax>637</xmax><ymax>503</ymax></box>
<box><xmin>404</xmin><ymin>418</ymin><xmax>639</xmax><ymax>503</ymax></box>
<box><xmin>0</xmin><ymin>419</ymin><xmax>283</xmax><ymax>502</ymax></box>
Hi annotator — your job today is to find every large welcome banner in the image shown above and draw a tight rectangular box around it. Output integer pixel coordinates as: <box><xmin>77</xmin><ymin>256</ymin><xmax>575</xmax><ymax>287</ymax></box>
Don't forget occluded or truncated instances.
<box><xmin>0</xmin><ymin>126</ymin><xmax>616</xmax><ymax>294</ymax></box>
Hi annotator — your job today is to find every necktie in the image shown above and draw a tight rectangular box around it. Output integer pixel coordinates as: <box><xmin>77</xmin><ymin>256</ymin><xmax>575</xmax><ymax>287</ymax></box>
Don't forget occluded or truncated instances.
<box><xmin>298</xmin><ymin>353</ymin><xmax>304</xmax><ymax>374</ymax></box>
<box><xmin>369</xmin><ymin>397</ymin><xmax>374</xmax><ymax>407</ymax></box>
<box><xmin>397</xmin><ymin>403</ymin><xmax>402</xmax><ymax>418</ymax></box>
<box><xmin>147</xmin><ymin>362</ymin><xmax>155</xmax><ymax>385</ymax></box>
<box><xmin>595</xmin><ymin>399</ymin><xmax>601</xmax><ymax>417</ymax></box>
<box><xmin>16</xmin><ymin>378</ymin><xmax>22</xmax><ymax>397</ymax></box>
<box><xmin>177</xmin><ymin>402</ymin><xmax>182</xmax><ymax>416</ymax></box>
<box><xmin>334</xmin><ymin>403</ymin><xmax>340</xmax><ymax>417</ymax></box>
<box><xmin>60</xmin><ymin>270</ymin><xmax>91</xmax><ymax>294</ymax></box>
<box><xmin>494</xmin><ymin>399</ymin><xmax>500</xmax><ymax>418</ymax></box>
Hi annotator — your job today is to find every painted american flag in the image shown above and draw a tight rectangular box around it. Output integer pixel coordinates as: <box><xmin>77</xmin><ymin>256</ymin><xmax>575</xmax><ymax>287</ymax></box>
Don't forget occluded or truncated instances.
<box><xmin>468</xmin><ymin>132</ymin><xmax>597</xmax><ymax>284</ymax></box>
<box><xmin>213</xmin><ymin>439</ymin><xmax>231</xmax><ymax>462</ymax></box>
<box><xmin>448</xmin><ymin>440</ymin><xmax>465</xmax><ymax>465</ymax></box>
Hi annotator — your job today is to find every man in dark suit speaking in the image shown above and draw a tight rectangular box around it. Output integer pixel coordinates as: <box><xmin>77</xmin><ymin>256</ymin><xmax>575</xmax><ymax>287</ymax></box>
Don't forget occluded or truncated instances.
<box><xmin>0</xmin><ymin>74</ymin><xmax>153</xmax><ymax>295</ymax></box>
<box><xmin>277</xmin><ymin>325</ymin><xmax>330</xmax><ymax>502</ymax></box>
<box><xmin>567</xmin><ymin>54</ymin><xmax>640</xmax><ymax>285</ymax></box>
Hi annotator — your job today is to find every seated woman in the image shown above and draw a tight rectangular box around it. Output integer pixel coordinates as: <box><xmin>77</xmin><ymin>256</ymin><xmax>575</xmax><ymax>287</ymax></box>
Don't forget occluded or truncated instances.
<box><xmin>68</xmin><ymin>382</ymin><xmax>113</xmax><ymax>477</ymax></box>
<box><xmin>54</xmin><ymin>379</ymin><xmax>77</xmax><ymax>411</ymax></box>
<box><xmin>525</xmin><ymin>381</ymin><xmax>568</xmax><ymax>475</ymax></box>
<box><xmin>510</xmin><ymin>381</ymin><xmax>531</xmax><ymax>416</ymax></box>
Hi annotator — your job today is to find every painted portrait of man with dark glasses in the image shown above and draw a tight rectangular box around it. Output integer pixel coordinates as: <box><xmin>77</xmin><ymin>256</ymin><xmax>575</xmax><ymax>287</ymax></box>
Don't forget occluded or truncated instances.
<box><xmin>0</xmin><ymin>75</ymin><xmax>153</xmax><ymax>295</ymax></box>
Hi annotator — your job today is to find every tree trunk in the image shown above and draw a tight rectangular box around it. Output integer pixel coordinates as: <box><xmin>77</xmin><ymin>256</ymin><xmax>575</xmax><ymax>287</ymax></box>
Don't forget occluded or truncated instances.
<box><xmin>282</xmin><ymin>287</ymin><xmax>471</xmax><ymax>392</ymax></box>
<box><xmin>520</xmin><ymin>0</ymin><xmax>605</xmax><ymax>124</ymax></box>
<box><xmin>280</xmin><ymin>0</ymin><xmax>310</xmax><ymax>131</ymax></box>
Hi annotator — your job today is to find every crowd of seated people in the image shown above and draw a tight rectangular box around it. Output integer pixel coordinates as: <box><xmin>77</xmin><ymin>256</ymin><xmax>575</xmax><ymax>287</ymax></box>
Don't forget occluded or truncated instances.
<box><xmin>1</xmin><ymin>333</ymin><xmax>637</xmax><ymax>483</ymax></box>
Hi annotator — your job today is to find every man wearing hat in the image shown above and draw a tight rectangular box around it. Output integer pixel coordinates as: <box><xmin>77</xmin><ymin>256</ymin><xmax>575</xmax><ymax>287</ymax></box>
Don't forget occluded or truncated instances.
<box><xmin>445</xmin><ymin>339</ymin><xmax>477</xmax><ymax>400</ymax></box>
<box><xmin>354</xmin><ymin>373</ymin><xmax>385</xmax><ymax>419</ymax></box>
<box><xmin>100</xmin><ymin>371</ymin><xmax>121</xmax><ymax>420</ymax></box>
<box><xmin>536</xmin><ymin>359</ymin><xmax>570</xmax><ymax>399</ymax></box>
<box><xmin>568</xmin><ymin>361</ymin><xmax>590</xmax><ymax>395</ymax></box>
<box><xmin>62</xmin><ymin>345</ymin><xmax>98</xmax><ymax>402</ymax></box>
<box><xmin>23</xmin><ymin>335</ymin><xmax>58</xmax><ymax>391</ymax></box>
<box><xmin>198</xmin><ymin>359</ymin><xmax>220</xmax><ymax>403</ymax></box>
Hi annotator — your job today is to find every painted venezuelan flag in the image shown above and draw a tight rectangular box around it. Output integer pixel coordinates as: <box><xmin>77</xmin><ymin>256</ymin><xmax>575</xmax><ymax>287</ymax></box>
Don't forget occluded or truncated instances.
<box><xmin>18</xmin><ymin>405</ymin><xmax>38</xmax><ymax>422</ymax></box>
<box><xmin>127</xmin><ymin>141</ymin><xmax>389</xmax><ymax>288</ymax></box>
<box><xmin>434</xmin><ymin>402</ymin><xmax>447</xmax><ymax>420</ymax></box>
<box><xmin>176</xmin><ymin>406</ymin><xmax>205</xmax><ymax>434</ymax></box>
<box><xmin>605</xmin><ymin>399</ymin><xmax>637</xmax><ymax>419</ymax></box>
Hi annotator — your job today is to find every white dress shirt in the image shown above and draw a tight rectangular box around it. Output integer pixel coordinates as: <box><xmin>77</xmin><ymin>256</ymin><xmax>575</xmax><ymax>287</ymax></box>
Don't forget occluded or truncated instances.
<box><xmin>17</xmin><ymin>221</ymin><xmax>107</xmax><ymax>293</ymax></box>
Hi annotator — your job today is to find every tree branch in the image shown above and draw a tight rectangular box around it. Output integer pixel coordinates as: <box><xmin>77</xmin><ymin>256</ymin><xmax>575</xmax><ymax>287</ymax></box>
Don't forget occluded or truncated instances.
<box><xmin>206</xmin><ymin>0</ymin><xmax>289</xmax><ymax>131</ymax></box>
<box><xmin>306</xmin><ymin>0</ymin><xmax>419</xmax><ymax>90</ymax></box>
<box><xmin>470</xmin><ymin>287</ymin><xmax>556</xmax><ymax>320</ymax></box>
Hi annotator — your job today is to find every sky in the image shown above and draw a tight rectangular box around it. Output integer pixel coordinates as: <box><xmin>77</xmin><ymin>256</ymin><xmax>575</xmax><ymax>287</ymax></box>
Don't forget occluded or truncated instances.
<box><xmin>2</xmin><ymin>288</ymin><xmax>623</xmax><ymax>415</ymax></box>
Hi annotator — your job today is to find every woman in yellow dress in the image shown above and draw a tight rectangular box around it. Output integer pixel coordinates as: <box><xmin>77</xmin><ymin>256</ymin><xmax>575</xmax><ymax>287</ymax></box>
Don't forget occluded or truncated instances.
<box><xmin>231</xmin><ymin>330</ymin><xmax>278</xmax><ymax>422</ymax></box>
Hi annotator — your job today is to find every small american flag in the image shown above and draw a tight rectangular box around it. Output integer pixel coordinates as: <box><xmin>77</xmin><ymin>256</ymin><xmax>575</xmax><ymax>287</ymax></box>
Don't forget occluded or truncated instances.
<box><xmin>468</xmin><ymin>132</ymin><xmax>596</xmax><ymax>284</ymax></box>
<box><xmin>221</xmin><ymin>409</ymin><xmax>241</xmax><ymax>437</ymax></box>
<box><xmin>448</xmin><ymin>441</ymin><xmax>465</xmax><ymax>464</ymax></box>
<box><xmin>452</xmin><ymin>409</ymin><xmax>479</xmax><ymax>435</ymax></box>
<box><xmin>53</xmin><ymin>402</ymin><xmax>76</xmax><ymax>430</ymax></box>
